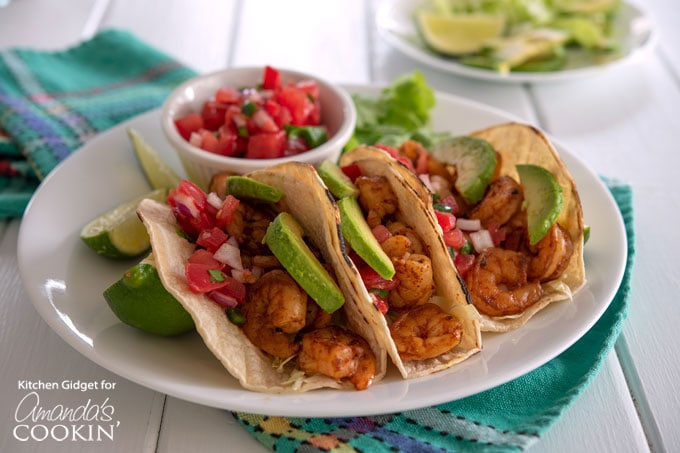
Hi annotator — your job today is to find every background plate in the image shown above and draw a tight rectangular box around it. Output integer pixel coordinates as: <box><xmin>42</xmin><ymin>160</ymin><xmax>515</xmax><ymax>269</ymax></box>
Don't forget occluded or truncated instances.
<box><xmin>376</xmin><ymin>0</ymin><xmax>658</xmax><ymax>83</ymax></box>
<box><xmin>17</xmin><ymin>87</ymin><xmax>626</xmax><ymax>417</ymax></box>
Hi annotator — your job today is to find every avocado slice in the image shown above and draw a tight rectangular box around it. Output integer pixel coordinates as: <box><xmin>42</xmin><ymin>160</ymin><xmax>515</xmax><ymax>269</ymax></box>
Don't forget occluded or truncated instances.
<box><xmin>429</xmin><ymin>136</ymin><xmax>497</xmax><ymax>205</ymax></box>
<box><xmin>226</xmin><ymin>176</ymin><xmax>283</xmax><ymax>202</ymax></box>
<box><xmin>338</xmin><ymin>197</ymin><xmax>395</xmax><ymax>280</ymax></box>
<box><xmin>317</xmin><ymin>160</ymin><xmax>359</xmax><ymax>199</ymax></box>
<box><xmin>516</xmin><ymin>164</ymin><xmax>563</xmax><ymax>245</ymax></box>
<box><xmin>262</xmin><ymin>212</ymin><xmax>345</xmax><ymax>313</ymax></box>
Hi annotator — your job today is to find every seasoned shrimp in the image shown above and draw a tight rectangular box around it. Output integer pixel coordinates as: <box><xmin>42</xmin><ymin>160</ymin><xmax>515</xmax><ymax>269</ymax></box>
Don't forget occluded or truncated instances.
<box><xmin>466</xmin><ymin>248</ymin><xmax>543</xmax><ymax>317</ymax></box>
<box><xmin>355</xmin><ymin>176</ymin><xmax>398</xmax><ymax>228</ymax></box>
<box><xmin>298</xmin><ymin>325</ymin><xmax>377</xmax><ymax>390</ymax></box>
<box><xmin>389</xmin><ymin>254</ymin><xmax>434</xmax><ymax>308</ymax></box>
<box><xmin>241</xmin><ymin>270</ymin><xmax>308</xmax><ymax>358</ymax></box>
<box><xmin>399</xmin><ymin>140</ymin><xmax>453</xmax><ymax>183</ymax></box>
<box><xmin>380</xmin><ymin>234</ymin><xmax>412</xmax><ymax>260</ymax></box>
<box><xmin>527</xmin><ymin>224</ymin><xmax>574</xmax><ymax>282</ymax></box>
<box><xmin>225</xmin><ymin>203</ymin><xmax>274</xmax><ymax>254</ymax></box>
<box><xmin>386</xmin><ymin>222</ymin><xmax>425</xmax><ymax>255</ymax></box>
<box><xmin>468</xmin><ymin>175</ymin><xmax>523</xmax><ymax>227</ymax></box>
<box><xmin>305</xmin><ymin>301</ymin><xmax>333</xmax><ymax>330</ymax></box>
<box><xmin>389</xmin><ymin>303</ymin><xmax>463</xmax><ymax>361</ymax></box>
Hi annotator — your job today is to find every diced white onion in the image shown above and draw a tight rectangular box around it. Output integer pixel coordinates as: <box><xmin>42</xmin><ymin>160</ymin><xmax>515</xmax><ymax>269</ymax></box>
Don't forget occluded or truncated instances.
<box><xmin>456</xmin><ymin>218</ymin><xmax>481</xmax><ymax>231</ymax></box>
<box><xmin>231</xmin><ymin>268</ymin><xmax>250</xmax><ymax>283</ymax></box>
<box><xmin>227</xmin><ymin>236</ymin><xmax>239</xmax><ymax>248</ymax></box>
<box><xmin>207</xmin><ymin>192</ymin><xmax>223</xmax><ymax>210</ymax></box>
<box><xmin>470</xmin><ymin>229</ymin><xmax>494</xmax><ymax>253</ymax></box>
<box><xmin>214</xmin><ymin>242</ymin><xmax>243</xmax><ymax>270</ymax></box>
<box><xmin>189</xmin><ymin>131</ymin><xmax>202</xmax><ymax>147</ymax></box>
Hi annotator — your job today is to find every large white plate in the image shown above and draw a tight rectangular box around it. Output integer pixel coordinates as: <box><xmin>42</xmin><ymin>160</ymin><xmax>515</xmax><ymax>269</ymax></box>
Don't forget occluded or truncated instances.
<box><xmin>17</xmin><ymin>87</ymin><xmax>626</xmax><ymax>417</ymax></box>
<box><xmin>376</xmin><ymin>0</ymin><xmax>658</xmax><ymax>83</ymax></box>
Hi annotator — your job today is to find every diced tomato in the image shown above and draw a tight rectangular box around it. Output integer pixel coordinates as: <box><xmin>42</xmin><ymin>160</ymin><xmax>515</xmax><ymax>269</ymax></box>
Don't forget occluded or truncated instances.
<box><xmin>262</xmin><ymin>65</ymin><xmax>282</xmax><ymax>90</ymax></box>
<box><xmin>488</xmin><ymin>223</ymin><xmax>506</xmax><ymax>247</ymax></box>
<box><xmin>216</xmin><ymin>195</ymin><xmax>240</xmax><ymax>227</ymax></box>
<box><xmin>285</xmin><ymin>136</ymin><xmax>310</xmax><ymax>156</ymax></box>
<box><xmin>251</xmin><ymin>109</ymin><xmax>279</xmax><ymax>133</ymax></box>
<box><xmin>185</xmin><ymin>263</ymin><xmax>229</xmax><ymax>293</ymax></box>
<box><xmin>276</xmin><ymin>85</ymin><xmax>315</xmax><ymax>125</ymax></box>
<box><xmin>454</xmin><ymin>253</ymin><xmax>476</xmax><ymax>279</ymax></box>
<box><xmin>369</xmin><ymin>293</ymin><xmax>389</xmax><ymax>315</ymax></box>
<box><xmin>264</xmin><ymin>100</ymin><xmax>293</xmax><ymax>128</ymax></box>
<box><xmin>174</xmin><ymin>113</ymin><xmax>204</xmax><ymax>141</ymax></box>
<box><xmin>443</xmin><ymin>227</ymin><xmax>466</xmax><ymax>248</ymax></box>
<box><xmin>341</xmin><ymin>164</ymin><xmax>362</xmax><ymax>182</ymax></box>
<box><xmin>198</xmin><ymin>129</ymin><xmax>219</xmax><ymax>153</ymax></box>
<box><xmin>211</xmin><ymin>276</ymin><xmax>247</xmax><ymax>304</ymax></box>
<box><xmin>188</xmin><ymin>249</ymin><xmax>225</xmax><ymax>269</ymax></box>
<box><xmin>295</xmin><ymin>79</ymin><xmax>320</xmax><ymax>100</ymax></box>
<box><xmin>435</xmin><ymin>210</ymin><xmax>456</xmax><ymax>233</ymax></box>
<box><xmin>168</xmin><ymin>180</ymin><xmax>215</xmax><ymax>238</ymax></box>
<box><xmin>196</xmin><ymin>226</ymin><xmax>228</xmax><ymax>252</ymax></box>
<box><xmin>215</xmin><ymin>87</ymin><xmax>240</xmax><ymax>104</ymax></box>
<box><xmin>440</xmin><ymin>195</ymin><xmax>460</xmax><ymax>216</ymax></box>
<box><xmin>245</xmin><ymin>131</ymin><xmax>286</xmax><ymax>159</ymax></box>
<box><xmin>371</xmin><ymin>224</ymin><xmax>392</xmax><ymax>243</ymax></box>
<box><xmin>358</xmin><ymin>263</ymin><xmax>399</xmax><ymax>290</ymax></box>
<box><xmin>201</xmin><ymin>101</ymin><xmax>228</xmax><ymax>130</ymax></box>
<box><xmin>213</xmin><ymin>127</ymin><xmax>238</xmax><ymax>156</ymax></box>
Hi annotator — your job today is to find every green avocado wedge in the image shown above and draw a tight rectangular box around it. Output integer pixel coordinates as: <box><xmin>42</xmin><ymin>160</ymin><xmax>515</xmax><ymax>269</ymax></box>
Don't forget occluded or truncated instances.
<box><xmin>263</xmin><ymin>212</ymin><xmax>345</xmax><ymax>313</ymax></box>
<box><xmin>429</xmin><ymin>136</ymin><xmax>498</xmax><ymax>205</ymax></box>
<box><xmin>517</xmin><ymin>164</ymin><xmax>563</xmax><ymax>245</ymax></box>
<box><xmin>338</xmin><ymin>197</ymin><xmax>395</xmax><ymax>280</ymax></box>
<box><xmin>226</xmin><ymin>175</ymin><xmax>283</xmax><ymax>202</ymax></box>
<box><xmin>317</xmin><ymin>160</ymin><xmax>358</xmax><ymax>199</ymax></box>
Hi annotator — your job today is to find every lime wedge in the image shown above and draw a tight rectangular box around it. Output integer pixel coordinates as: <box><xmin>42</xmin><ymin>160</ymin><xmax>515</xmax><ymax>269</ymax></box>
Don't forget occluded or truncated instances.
<box><xmin>80</xmin><ymin>188</ymin><xmax>166</xmax><ymax>259</ymax></box>
<box><xmin>104</xmin><ymin>255</ymin><xmax>194</xmax><ymax>336</ymax></box>
<box><xmin>128</xmin><ymin>128</ymin><xmax>181</xmax><ymax>190</ymax></box>
<box><xmin>516</xmin><ymin>164</ymin><xmax>563</xmax><ymax>245</ymax></box>
<box><xmin>415</xmin><ymin>11</ymin><xmax>505</xmax><ymax>55</ymax></box>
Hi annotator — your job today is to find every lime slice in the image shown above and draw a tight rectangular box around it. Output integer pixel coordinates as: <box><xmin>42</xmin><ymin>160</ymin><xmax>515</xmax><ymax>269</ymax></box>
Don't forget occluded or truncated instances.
<box><xmin>128</xmin><ymin>128</ymin><xmax>181</xmax><ymax>190</ymax></box>
<box><xmin>516</xmin><ymin>164</ymin><xmax>563</xmax><ymax>245</ymax></box>
<box><xmin>104</xmin><ymin>255</ymin><xmax>194</xmax><ymax>336</ymax></box>
<box><xmin>415</xmin><ymin>11</ymin><xmax>505</xmax><ymax>55</ymax></box>
<box><xmin>80</xmin><ymin>188</ymin><xmax>166</xmax><ymax>259</ymax></box>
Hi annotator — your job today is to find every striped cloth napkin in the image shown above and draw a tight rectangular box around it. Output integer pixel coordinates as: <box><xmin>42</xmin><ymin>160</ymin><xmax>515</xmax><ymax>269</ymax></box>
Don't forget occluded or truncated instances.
<box><xmin>0</xmin><ymin>28</ymin><xmax>196</xmax><ymax>218</ymax></box>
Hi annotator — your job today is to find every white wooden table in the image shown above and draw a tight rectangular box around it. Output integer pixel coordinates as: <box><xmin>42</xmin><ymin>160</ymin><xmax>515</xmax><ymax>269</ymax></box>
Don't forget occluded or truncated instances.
<box><xmin>1</xmin><ymin>1</ymin><xmax>678</xmax><ymax>451</ymax></box>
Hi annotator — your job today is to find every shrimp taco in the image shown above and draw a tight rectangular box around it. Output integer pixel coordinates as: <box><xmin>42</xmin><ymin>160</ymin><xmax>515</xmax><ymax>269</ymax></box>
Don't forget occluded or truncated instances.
<box><xmin>136</xmin><ymin>162</ymin><xmax>386</xmax><ymax>393</ymax></box>
<box><xmin>357</xmin><ymin>122</ymin><xmax>586</xmax><ymax>332</ymax></box>
<box><xmin>317</xmin><ymin>149</ymin><xmax>482</xmax><ymax>380</ymax></box>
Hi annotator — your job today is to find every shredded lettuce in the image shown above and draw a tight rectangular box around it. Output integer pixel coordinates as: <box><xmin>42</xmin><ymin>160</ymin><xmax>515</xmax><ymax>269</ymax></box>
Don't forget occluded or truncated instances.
<box><xmin>347</xmin><ymin>71</ymin><xmax>448</xmax><ymax>151</ymax></box>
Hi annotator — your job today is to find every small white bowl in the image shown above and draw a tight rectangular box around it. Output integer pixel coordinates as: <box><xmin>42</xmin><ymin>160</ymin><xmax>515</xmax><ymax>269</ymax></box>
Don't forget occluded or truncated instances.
<box><xmin>161</xmin><ymin>66</ymin><xmax>357</xmax><ymax>189</ymax></box>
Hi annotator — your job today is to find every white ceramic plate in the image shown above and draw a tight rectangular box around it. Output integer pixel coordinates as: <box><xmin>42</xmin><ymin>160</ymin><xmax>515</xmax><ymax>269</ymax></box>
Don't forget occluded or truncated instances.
<box><xmin>376</xmin><ymin>0</ymin><xmax>657</xmax><ymax>83</ymax></box>
<box><xmin>17</xmin><ymin>87</ymin><xmax>626</xmax><ymax>417</ymax></box>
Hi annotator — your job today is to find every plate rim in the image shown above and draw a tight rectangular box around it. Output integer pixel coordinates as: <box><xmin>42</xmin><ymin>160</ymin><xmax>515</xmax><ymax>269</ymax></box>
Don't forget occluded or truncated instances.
<box><xmin>17</xmin><ymin>88</ymin><xmax>627</xmax><ymax>416</ymax></box>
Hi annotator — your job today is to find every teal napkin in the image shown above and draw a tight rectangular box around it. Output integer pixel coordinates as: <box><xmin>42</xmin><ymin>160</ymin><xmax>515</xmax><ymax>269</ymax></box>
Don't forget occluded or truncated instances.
<box><xmin>234</xmin><ymin>181</ymin><xmax>634</xmax><ymax>452</ymax></box>
<box><xmin>0</xmin><ymin>28</ymin><xmax>196</xmax><ymax>219</ymax></box>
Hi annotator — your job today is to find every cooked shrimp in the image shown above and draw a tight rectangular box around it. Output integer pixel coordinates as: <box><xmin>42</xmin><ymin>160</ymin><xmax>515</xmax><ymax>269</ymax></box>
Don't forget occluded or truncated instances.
<box><xmin>386</xmin><ymin>222</ymin><xmax>425</xmax><ymax>254</ymax></box>
<box><xmin>389</xmin><ymin>303</ymin><xmax>463</xmax><ymax>361</ymax></box>
<box><xmin>468</xmin><ymin>175</ymin><xmax>523</xmax><ymax>228</ymax></box>
<box><xmin>527</xmin><ymin>224</ymin><xmax>574</xmax><ymax>282</ymax></box>
<box><xmin>466</xmin><ymin>248</ymin><xmax>543</xmax><ymax>317</ymax></box>
<box><xmin>225</xmin><ymin>203</ymin><xmax>274</xmax><ymax>254</ymax></box>
<box><xmin>298</xmin><ymin>325</ymin><xmax>377</xmax><ymax>390</ymax></box>
<box><xmin>241</xmin><ymin>270</ymin><xmax>307</xmax><ymax>358</ymax></box>
<box><xmin>380</xmin><ymin>234</ymin><xmax>412</xmax><ymax>260</ymax></box>
<box><xmin>252</xmin><ymin>255</ymin><xmax>281</xmax><ymax>269</ymax></box>
<box><xmin>389</xmin><ymin>254</ymin><xmax>434</xmax><ymax>308</ymax></box>
<box><xmin>305</xmin><ymin>301</ymin><xmax>333</xmax><ymax>330</ymax></box>
<box><xmin>355</xmin><ymin>176</ymin><xmax>398</xmax><ymax>228</ymax></box>
<box><xmin>399</xmin><ymin>140</ymin><xmax>453</xmax><ymax>182</ymax></box>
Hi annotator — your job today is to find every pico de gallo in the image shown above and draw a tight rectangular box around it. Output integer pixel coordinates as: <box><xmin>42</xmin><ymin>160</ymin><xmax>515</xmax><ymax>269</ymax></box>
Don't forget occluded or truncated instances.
<box><xmin>173</xmin><ymin>66</ymin><xmax>328</xmax><ymax>160</ymax></box>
